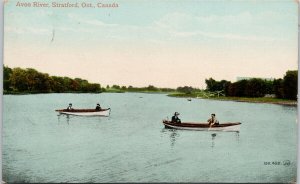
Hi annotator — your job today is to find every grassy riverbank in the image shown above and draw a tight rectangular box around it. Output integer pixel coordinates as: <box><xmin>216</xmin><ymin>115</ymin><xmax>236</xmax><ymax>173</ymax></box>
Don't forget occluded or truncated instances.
<box><xmin>168</xmin><ymin>92</ymin><xmax>297</xmax><ymax>106</ymax></box>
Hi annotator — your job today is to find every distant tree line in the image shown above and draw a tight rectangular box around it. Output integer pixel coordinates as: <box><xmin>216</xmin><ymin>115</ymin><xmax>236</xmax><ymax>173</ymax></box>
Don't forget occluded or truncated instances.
<box><xmin>176</xmin><ymin>86</ymin><xmax>201</xmax><ymax>94</ymax></box>
<box><xmin>4</xmin><ymin>66</ymin><xmax>102</xmax><ymax>93</ymax></box>
<box><xmin>106</xmin><ymin>84</ymin><xmax>205</xmax><ymax>94</ymax></box>
<box><xmin>5</xmin><ymin>66</ymin><xmax>296</xmax><ymax>100</ymax></box>
<box><xmin>205</xmin><ymin>70</ymin><xmax>298</xmax><ymax>100</ymax></box>
<box><xmin>106</xmin><ymin>84</ymin><xmax>177</xmax><ymax>93</ymax></box>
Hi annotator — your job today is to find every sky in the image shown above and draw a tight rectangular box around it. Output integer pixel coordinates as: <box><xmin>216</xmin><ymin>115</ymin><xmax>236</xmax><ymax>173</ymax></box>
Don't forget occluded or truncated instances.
<box><xmin>4</xmin><ymin>0</ymin><xmax>298</xmax><ymax>88</ymax></box>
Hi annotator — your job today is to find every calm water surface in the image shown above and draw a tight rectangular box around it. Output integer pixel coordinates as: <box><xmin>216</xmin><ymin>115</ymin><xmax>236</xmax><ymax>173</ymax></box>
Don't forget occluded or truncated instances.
<box><xmin>3</xmin><ymin>93</ymin><xmax>297</xmax><ymax>183</ymax></box>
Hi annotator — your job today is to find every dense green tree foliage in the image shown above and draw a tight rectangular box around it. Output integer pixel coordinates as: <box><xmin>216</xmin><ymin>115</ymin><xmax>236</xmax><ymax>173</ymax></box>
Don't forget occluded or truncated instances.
<box><xmin>160</xmin><ymin>88</ymin><xmax>176</xmax><ymax>92</ymax></box>
<box><xmin>206</xmin><ymin>70</ymin><xmax>298</xmax><ymax>100</ymax></box>
<box><xmin>122</xmin><ymin>85</ymin><xmax>164</xmax><ymax>92</ymax></box>
<box><xmin>227</xmin><ymin>80</ymin><xmax>248</xmax><ymax>97</ymax></box>
<box><xmin>282</xmin><ymin>71</ymin><xmax>298</xmax><ymax>100</ymax></box>
<box><xmin>245</xmin><ymin>78</ymin><xmax>267</xmax><ymax>97</ymax></box>
<box><xmin>147</xmin><ymin>85</ymin><xmax>159</xmax><ymax>91</ymax></box>
<box><xmin>271</xmin><ymin>71</ymin><xmax>297</xmax><ymax>100</ymax></box>
<box><xmin>205</xmin><ymin>78</ymin><xmax>231</xmax><ymax>92</ymax></box>
<box><xmin>112</xmin><ymin>85</ymin><xmax>121</xmax><ymax>89</ymax></box>
<box><xmin>4</xmin><ymin>66</ymin><xmax>297</xmax><ymax>100</ymax></box>
<box><xmin>4</xmin><ymin>66</ymin><xmax>102</xmax><ymax>93</ymax></box>
<box><xmin>273</xmin><ymin>79</ymin><xmax>284</xmax><ymax>99</ymax></box>
<box><xmin>177</xmin><ymin>86</ymin><xmax>194</xmax><ymax>94</ymax></box>
<box><xmin>3</xmin><ymin>66</ymin><xmax>12</xmax><ymax>91</ymax></box>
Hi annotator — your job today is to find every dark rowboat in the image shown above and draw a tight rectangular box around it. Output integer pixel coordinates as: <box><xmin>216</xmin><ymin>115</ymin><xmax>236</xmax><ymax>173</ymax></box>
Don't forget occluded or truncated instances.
<box><xmin>55</xmin><ymin>108</ymin><xmax>111</xmax><ymax>116</ymax></box>
<box><xmin>163</xmin><ymin>120</ymin><xmax>241</xmax><ymax>132</ymax></box>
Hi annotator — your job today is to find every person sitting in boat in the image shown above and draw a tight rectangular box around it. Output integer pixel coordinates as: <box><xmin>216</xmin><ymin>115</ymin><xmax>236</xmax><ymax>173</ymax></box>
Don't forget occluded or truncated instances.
<box><xmin>208</xmin><ymin>113</ymin><xmax>219</xmax><ymax>126</ymax></box>
<box><xmin>67</xmin><ymin>103</ymin><xmax>73</xmax><ymax>111</ymax></box>
<box><xmin>171</xmin><ymin>112</ymin><xmax>181</xmax><ymax>123</ymax></box>
<box><xmin>95</xmin><ymin>103</ymin><xmax>101</xmax><ymax>111</ymax></box>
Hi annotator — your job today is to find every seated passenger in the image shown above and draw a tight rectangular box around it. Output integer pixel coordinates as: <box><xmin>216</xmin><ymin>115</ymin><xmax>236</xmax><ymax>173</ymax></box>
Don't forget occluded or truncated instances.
<box><xmin>208</xmin><ymin>113</ymin><xmax>219</xmax><ymax>126</ymax></box>
<box><xmin>171</xmin><ymin>112</ymin><xmax>181</xmax><ymax>123</ymax></box>
<box><xmin>95</xmin><ymin>103</ymin><xmax>101</xmax><ymax>111</ymax></box>
<box><xmin>67</xmin><ymin>103</ymin><xmax>73</xmax><ymax>110</ymax></box>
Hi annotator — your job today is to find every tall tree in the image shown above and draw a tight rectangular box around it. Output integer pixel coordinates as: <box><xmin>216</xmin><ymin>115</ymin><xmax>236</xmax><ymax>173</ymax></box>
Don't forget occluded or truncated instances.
<box><xmin>273</xmin><ymin>79</ymin><xmax>284</xmax><ymax>98</ymax></box>
<box><xmin>245</xmin><ymin>78</ymin><xmax>267</xmax><ymax>97</ymax></box>
<box><xmin>283</xmin><ymin>70</ymin><xmax>298</xmax><ymax>100</ymax></box>
<box><xmin>205</xmin><ymin>78</ymin><xmax>217</xmax><ymax>91</ymax></box>
<box><xmin>235</xmin><ymin>80</ymin><xmax>248</xmax><ymax>97</ymax></box>
<box><xmin>10</xmin><ymin>68</ymin><xmax>29</xmax><ymax>91</ymax></box>
<box><xmin>3</xmin><ymin>66</ymin><xmax>12</xmax><ymax>91</ymax></box>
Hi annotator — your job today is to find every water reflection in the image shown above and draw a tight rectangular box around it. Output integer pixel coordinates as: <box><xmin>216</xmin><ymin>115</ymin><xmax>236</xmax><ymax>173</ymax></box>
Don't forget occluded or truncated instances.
<box><xmin>161</xmin><ymin>128</ymin><xmax>180</xmax><ymax>147</ymax></box>
<box><xmin>235</xmin><ymin>131</ymin><xmax>240</xmax><ymax>143</ymax></box>
<box><xmin>211</xmin><ymin>132</ymin><xmax>240</xmax><ymax>149</ymax></box>
<box><xmin>57</xmin><ymin>114</ymin><xmax>71</xmax><ymax>124</ymax></box>
<box><xmin>162</xmin><ymin>128</ymin><xmax>240</xmax><ymax>149</ymax></box>
<box><xmin>169</xmin><ymin>129</ymin><xmax>179</xmax><ymax>147</ymax></box>
<box><xmin>211</xmin><ymin>133</ymin><xmax>217</xmax><ymax>148</ymax></box>
<box><xmin>57</xmin><ymin>114</ymin><xmax>108</xmax><ymax>125</ymax></box>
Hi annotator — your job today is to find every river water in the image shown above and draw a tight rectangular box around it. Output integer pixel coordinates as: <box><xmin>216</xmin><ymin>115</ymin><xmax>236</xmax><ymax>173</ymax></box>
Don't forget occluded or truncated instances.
<box><xmin>2</xmin><ymin>93</ymin><xmax>297</xmax><ymax>183</ymax></box>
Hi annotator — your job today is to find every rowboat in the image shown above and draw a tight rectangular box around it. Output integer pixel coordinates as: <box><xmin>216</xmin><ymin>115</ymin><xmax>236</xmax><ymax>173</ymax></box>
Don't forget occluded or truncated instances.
<box><xmin>55</xmin><ymin>108</ymin><xmax>111</xmax><ymax>116</ymax></box>
<box><xmin>162</xmin><ymin>120</ymin><xmax>241</xmax><ymax>132</ymax></box>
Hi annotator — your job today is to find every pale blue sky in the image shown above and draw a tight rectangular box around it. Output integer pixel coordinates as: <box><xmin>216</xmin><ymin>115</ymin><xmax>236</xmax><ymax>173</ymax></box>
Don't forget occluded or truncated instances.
<box><xmin>4</xmin><ymin>0</ymin><xmax>298</xmax><ymax>88</ymax></box>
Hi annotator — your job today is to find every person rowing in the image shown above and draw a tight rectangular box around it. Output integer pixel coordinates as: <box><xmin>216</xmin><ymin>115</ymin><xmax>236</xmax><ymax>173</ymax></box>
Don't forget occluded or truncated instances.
<box><xmin>67</xmin><ymin>103</ymin><xmax>73</xmax><ymax>111</ymax></box>
<box><xmin>95</xmin><ymin>103</ymin><xmax>101</xmax><ymax>111</ymax></box>
<box><xmin>208</xmin><ymin>113</ymin><xmax>219</xmax><ymax>126</ymax></box>
<box><xmin>171</xmin><ymin>112</ymin><xmax>181</xmax><ymax>123</ymax></box>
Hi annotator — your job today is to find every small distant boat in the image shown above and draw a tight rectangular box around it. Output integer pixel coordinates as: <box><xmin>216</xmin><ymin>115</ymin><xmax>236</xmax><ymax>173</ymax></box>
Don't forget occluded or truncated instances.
<box><xmin>187</xmin><ymin>98</ymin><xmax>192</xmax><ymax>101</ymax></box>
<box><xmin>55</xmin><ymin>108</ymin><xmax>111</xmax><ymax>116</ymax></box>
<box><xmin>162</xmin><ymin>120</ymin><xmax>241</xmax><ymax>132</ymax></box>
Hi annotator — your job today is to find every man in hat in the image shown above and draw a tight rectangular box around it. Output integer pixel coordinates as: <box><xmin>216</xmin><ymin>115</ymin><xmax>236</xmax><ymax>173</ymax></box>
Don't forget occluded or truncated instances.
<box><xmin>171</xmin><ymin>112</ymin><xmax>181</xmax><ymax>123</ymax></box>
<box><xmin>95</xmin><ymin>103</ymin><xmax>101</xmax><ymax>111</ymax></box>
<box><xmin>67</xmin><ymin>103</ymin><xmax>73</xmax><ymax>110</ymax></box>
<box><xmin>208</xmin><ymin>113</ymin><xmax>219</xmax><ymax>126</ymax></box>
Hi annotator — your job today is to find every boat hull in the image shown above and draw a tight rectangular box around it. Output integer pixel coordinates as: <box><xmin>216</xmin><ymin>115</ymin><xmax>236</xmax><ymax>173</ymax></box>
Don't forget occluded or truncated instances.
<box><xmin>163</xmin><ymin>120</ymin><xmax>241</xmax><ymax>132</ymax></box>
<box><xmin>56</xmin><ymin>108</ymin><xmax>111</xmax><ymax>116</ymax></box>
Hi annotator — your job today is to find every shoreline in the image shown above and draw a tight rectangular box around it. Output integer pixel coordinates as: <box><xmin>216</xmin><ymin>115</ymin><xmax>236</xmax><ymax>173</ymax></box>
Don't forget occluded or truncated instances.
<box><xmin>3</xmin><ymin>91</ymin><xmax>297</xmax><ymax>106</ymax></box>
<box><xmin>168</xmin><ymin>94</ymin><xmax>297</xmax><ymax>106</ymax></box>
<box><xmin>206</xmin><ymin>97</ymin><xmax>297</xmax><ymax>106</ymax></box>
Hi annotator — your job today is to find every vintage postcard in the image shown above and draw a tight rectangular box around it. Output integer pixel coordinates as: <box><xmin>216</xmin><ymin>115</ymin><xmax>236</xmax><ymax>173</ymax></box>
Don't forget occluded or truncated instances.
<box><xmin>2</xmin><ymin>0</ymin><xmax>298</xmax><ymax>183</ymax></box>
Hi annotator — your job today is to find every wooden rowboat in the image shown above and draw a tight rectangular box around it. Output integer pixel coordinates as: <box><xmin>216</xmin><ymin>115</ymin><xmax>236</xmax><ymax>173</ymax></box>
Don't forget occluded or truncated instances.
<box><xmin>162</xmin><ymin>120</ymin><xmax>241</xmax><ymax>132</ymax></box>
<box><xmin>55</xmin><ymin>108</ymin><xmax>111</xmax><ymax>116</ymax></box>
